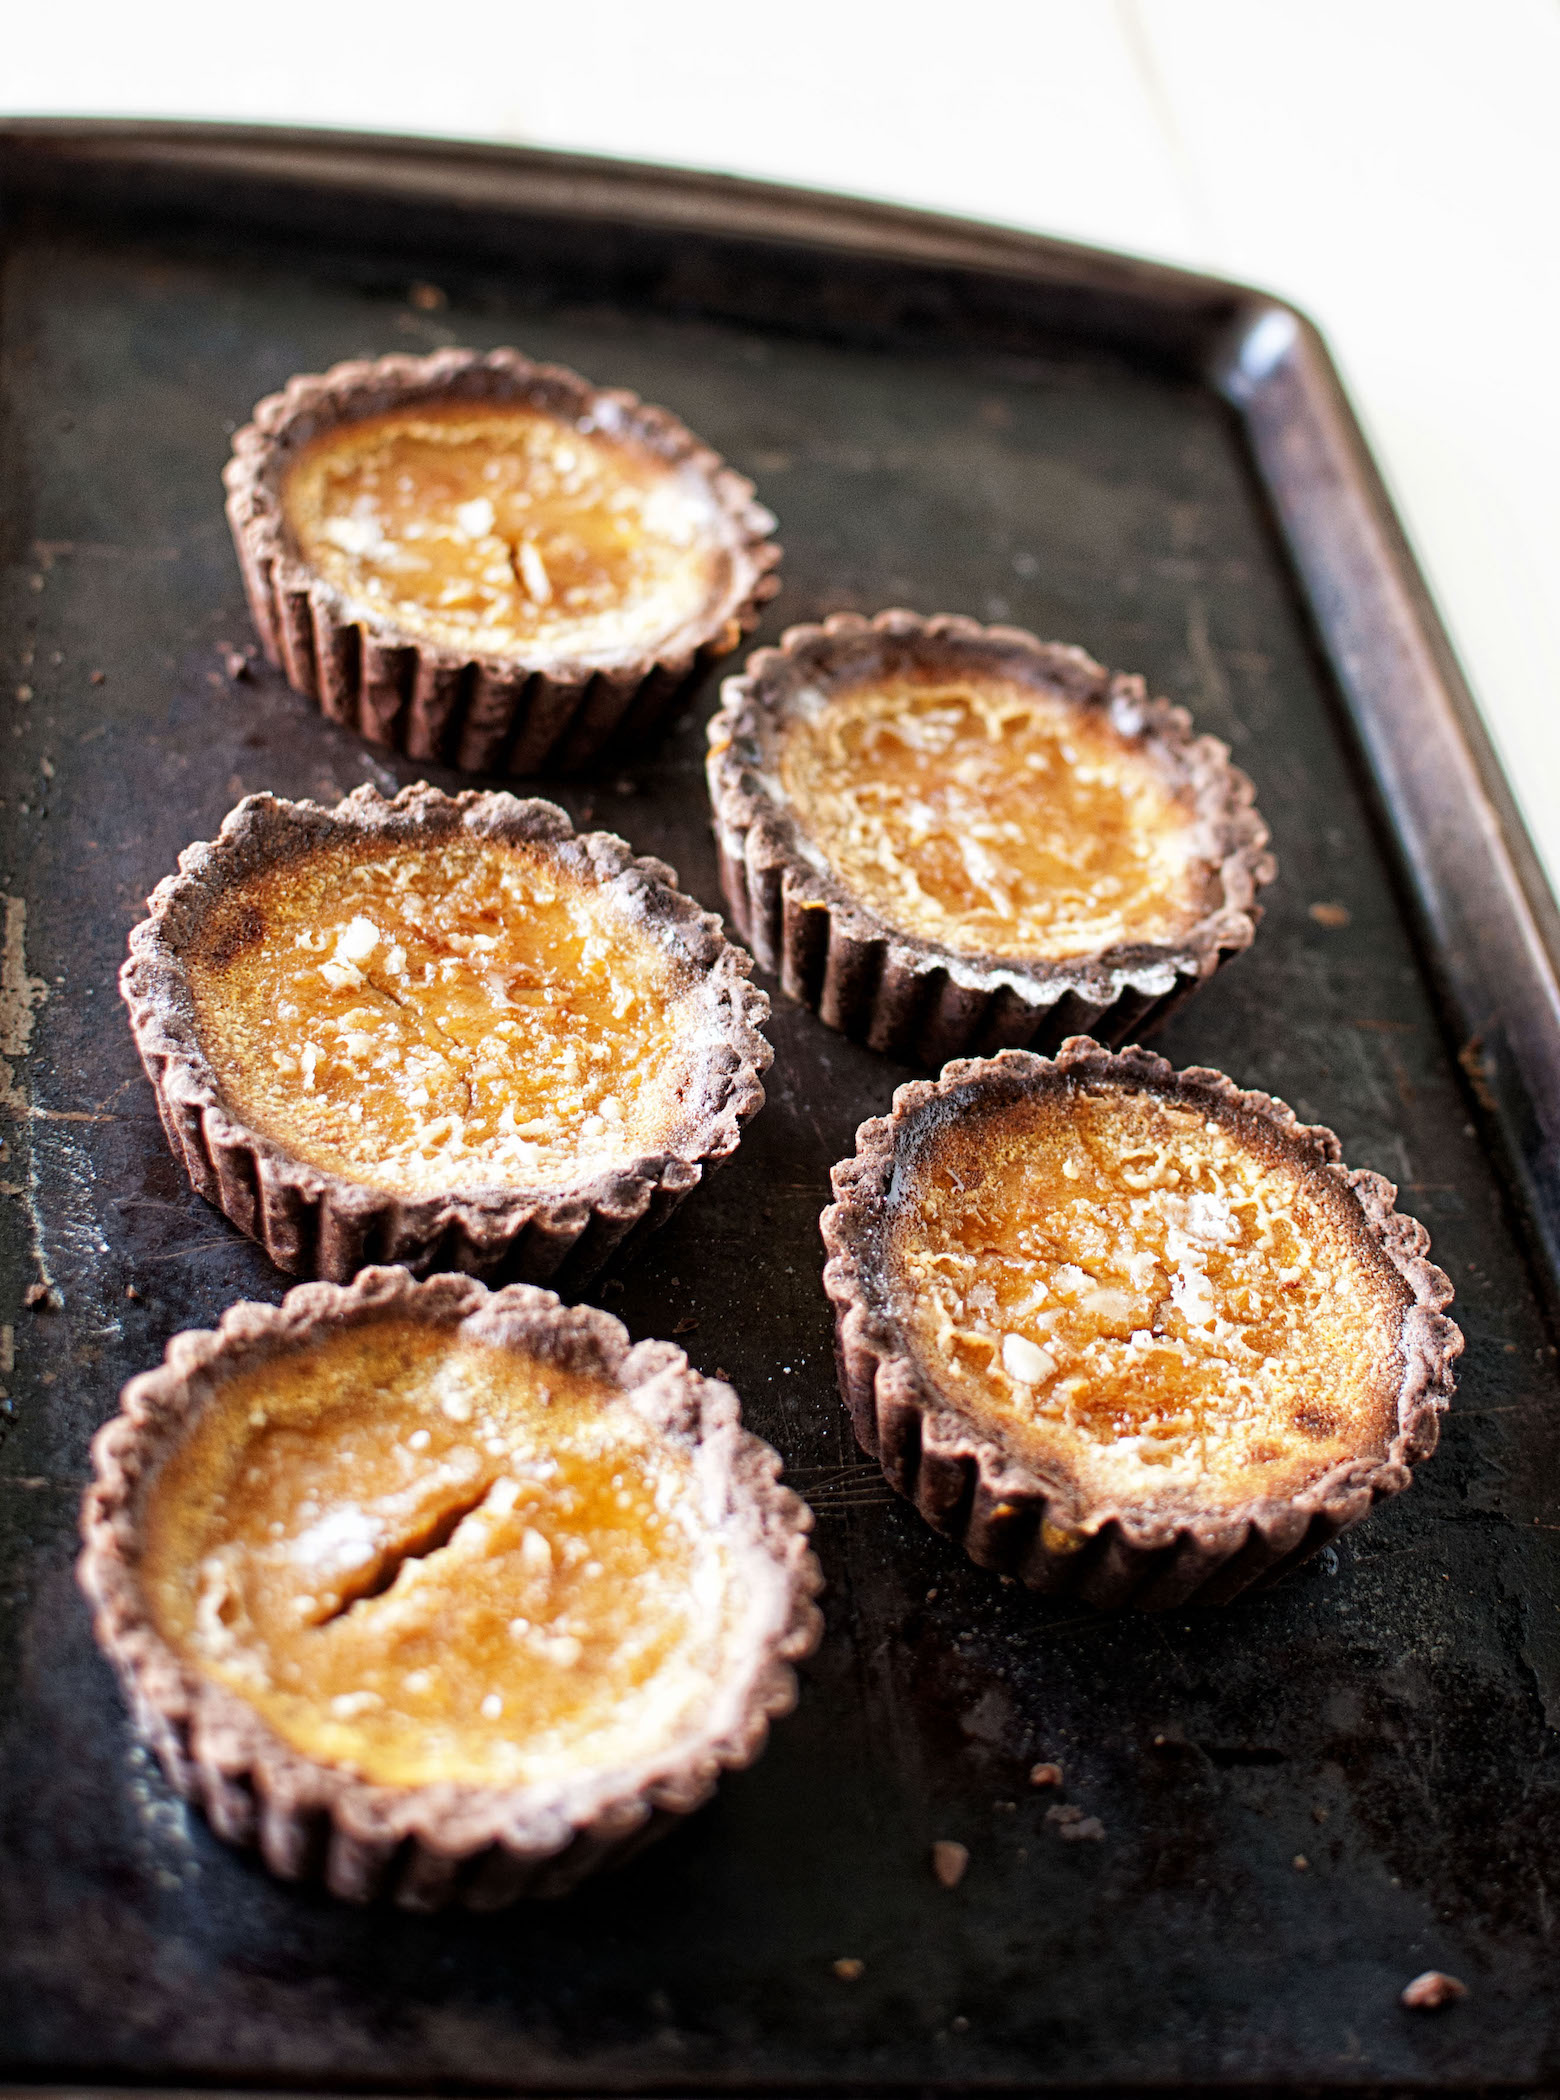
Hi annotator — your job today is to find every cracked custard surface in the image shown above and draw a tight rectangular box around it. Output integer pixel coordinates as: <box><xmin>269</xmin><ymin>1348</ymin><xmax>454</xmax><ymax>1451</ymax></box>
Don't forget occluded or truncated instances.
<box><xmin>139</xmin><ymin>1321</ymin><xmax>742</xmax><ymax>1788</ymax></box>
<box><xmin>778</xmin><ymin>676</ymin><xmax>1208</xmax><ymax>962</ymax></box>
<box><xmin>890</xmin><ymin>1084</ymin><xmax>1409</xmax><ymax>1513</ymax></box>
<box><xmin>283</xmin><ymin>403</ymin><xmax>727</xmax><ymax>663</ymax></box>
<box><xmin>184</xmin><ymin>838</ymin><xmax>698</xmax><ymax>1195</ymax></box>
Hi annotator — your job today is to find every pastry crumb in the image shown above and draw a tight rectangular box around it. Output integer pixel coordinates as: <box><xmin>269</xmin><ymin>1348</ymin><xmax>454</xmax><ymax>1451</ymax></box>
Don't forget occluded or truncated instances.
<box><xmin>1059</xmin><ymin>1816</ymin><xmax>1104</xmax><ymax>1842</ymax></box>
<box><xmin>832</xmin><ymin>1957</ymin><xmax>865</xmax><ymax>1983</ymax></box>
<box><xmin>931</xmin><ymin>1840</ymin><xmax>969</xmax><ymax>1888</ymax></box>
<box><xmin>1292</xmin><ymin>1854</ymin><xmax>1310</xmax><ymax>1871</ymax></box>
<box><xmin>1046</xmin><ymin>1802</ymin><xmax>1104</xmax><ymax>1842</ymax></box>
<box><xmin>1308</xmin><ymin>900</ymin><xmax>1351</xmax><ymax>928</ymax></box>
<box><xmin>1401</xmin><ymin>1969</ymin><xmax>1467</xmax><ymax>2010</ymax></box>
<box><xmin>1029</xmin><ymin>1761</ymin><xmax>1063</xmax><ymax>1787</ymax></box>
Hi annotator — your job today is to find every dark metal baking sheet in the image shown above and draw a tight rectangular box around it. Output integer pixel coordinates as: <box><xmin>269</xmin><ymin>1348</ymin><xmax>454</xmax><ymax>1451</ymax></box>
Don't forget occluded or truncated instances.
<box><xmin>2</xmin><ymin>123</ymin><xmax>1559</xmax><ymax>2094</ymax></box>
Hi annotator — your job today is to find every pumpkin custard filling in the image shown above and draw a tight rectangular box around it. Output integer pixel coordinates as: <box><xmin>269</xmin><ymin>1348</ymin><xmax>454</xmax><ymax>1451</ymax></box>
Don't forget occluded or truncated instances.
<box><xmin>891</xmin><ymin>1083</ymin><xmax>1411</xmax><ymax>1513</ymax></box>
<box><xmin>778</xmin><ymin>674</ymin><xmax>1208</xmax><ymax>963</ymax></box>
<box><xmin>283</xmin><ymin>402</ymin><xmax>726</xmax><ymax>664</ymax></box>
<box><xmin>138</xmin><ymin>1319</ymin><xmax>743</xmax><ymax>1790</ymax></box>
<box><xmin>184</xmin><ymin>836</ymin><xmax>697</xmax><ymax>1196</ymax></box>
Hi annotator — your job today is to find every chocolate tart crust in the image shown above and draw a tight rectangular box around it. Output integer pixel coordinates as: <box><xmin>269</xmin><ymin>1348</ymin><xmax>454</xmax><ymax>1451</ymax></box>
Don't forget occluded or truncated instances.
<box><xmin>224</xmin><ymin>347</ymin><xmax>782</xmax><ymax>773</ymax></box>
<box><xmin>820</xmin><ymin>1037</ymin><xmax>1462</xmax><ymax>1610</ymax></box>
<box><xmin>78</xmin><ymin>1268</ymin><xmax>823</xmax><ymax>1908</ymax></box>
<box><xmin>707</xmin><ymin>610</ymin><xmax>1275</xmax><ymax>1064</ymax></box>
<box><xmin>120</xmin><ymin>782</ymin><xmax>771</xmax><ymax>1286</ymax></box>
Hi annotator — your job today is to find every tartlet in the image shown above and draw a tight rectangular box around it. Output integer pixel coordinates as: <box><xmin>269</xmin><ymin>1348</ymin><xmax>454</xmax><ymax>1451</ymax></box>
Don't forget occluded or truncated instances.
<box><xmin>821</xmin><ymin>1039</ymin><xmax>1460</xmax><ymax>1608</ymax></box>
<box><xmin>78</xmin><ymin>1268</ymin><xmax>822</xmax><ymax>1907</ymax></box>
<box><xmin>224</xmin><ymin>347</ymin><xmax>781</xmax><ymax>773</ymax></box>
<box><xmin>708</xmin><ymin>611</ymin><xmax>1274</xmax><ymax>1064</ymax></box>
<box><xmin>120</xmin><ymin>783</ymin><xmax>770</xmax><ymax>1285</ymax></box>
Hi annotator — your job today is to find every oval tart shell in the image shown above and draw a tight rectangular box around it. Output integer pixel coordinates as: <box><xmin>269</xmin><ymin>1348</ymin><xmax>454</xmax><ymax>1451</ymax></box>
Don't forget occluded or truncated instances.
<box><xmin>120</xmin><ymin>782</ymin><xmax>771</xmax><ymax>1287</ymax></box>
<box><xmin>78</xmin><ymin>1268</ymin><xmax>823</xmax><ymax>1908</ymax></box>
<box><xmin>707</xmin><ymin>610</ymin><xmax>1275</xmax><ymax>1065</ymax></box>
<box><xmin>819</xmin><ymin>1037</ymin><xmax>1461</xmax><ymax>1609</ymax></box>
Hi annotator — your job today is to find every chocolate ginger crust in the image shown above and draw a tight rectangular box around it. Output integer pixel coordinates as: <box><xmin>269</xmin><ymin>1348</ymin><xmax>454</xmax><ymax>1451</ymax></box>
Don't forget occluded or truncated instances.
<box><xmin>120</xmin><ymin>782</ymin><xmax>771</xmax><ymax>1287</ymax></box>
<box><xmin>707</xmin><ymin>610</ymin><xmax>1275</xmax><ymax>1065</ymax></box>
<box><xmin>224</xmin><ymin>346</ymin><xmax>782</xmax><ymax>773</ymax></box>
<box><xmin>820</xmin><ymin>1037</ymin><xmax>1462</xmax><ymax>1610</ymax></box>
<box><xmin>77</xmin><ymin>1266</ymin><xmax>824</xmax><ymax>1909</ymax></box>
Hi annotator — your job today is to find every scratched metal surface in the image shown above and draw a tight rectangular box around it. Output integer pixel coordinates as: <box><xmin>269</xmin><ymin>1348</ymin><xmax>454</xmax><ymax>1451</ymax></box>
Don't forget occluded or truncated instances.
<box><xmin>1</xmin><ymin>182</ymin><xmax>1559</xmax><ymax>2094</ymax></box>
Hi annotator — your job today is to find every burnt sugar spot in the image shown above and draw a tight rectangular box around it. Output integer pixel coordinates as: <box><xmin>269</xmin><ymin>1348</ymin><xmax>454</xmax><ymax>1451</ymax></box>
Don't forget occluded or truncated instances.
<box><xmin>1293</xmin><ymin>1405</ymin><xmax>1337</xmax><ymax>1439</ymax></box>
<box><xmin>198</xmin><ymin>902</ymin><xmax>267</xmax><ymax>971</ymax></box>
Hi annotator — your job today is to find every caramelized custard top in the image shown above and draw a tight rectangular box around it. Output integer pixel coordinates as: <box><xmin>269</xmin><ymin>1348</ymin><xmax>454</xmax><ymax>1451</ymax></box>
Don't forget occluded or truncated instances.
<box><xmin>889</xmin><ymin>1082</ymin><xmax>1408</xmax><ymax>1514</ymax></box>
<box><xmin>283</xmin><ymin>402</ymin><xmax>726</xmax><ymax>662</ymax></box>
<box><xmin>777</xmin><ymin>676</ymin><xmax>1207</xmax><ymax>963</ymax></box>
<box><xmin>141</xmin><ymin>1321</ymin><xmax>742</xmax><ymax>1788</ymax></box>
<box><xmin>185</xmin><ymin>837</ymin><xmax>698</xmax><ymax>1195</ymax></box>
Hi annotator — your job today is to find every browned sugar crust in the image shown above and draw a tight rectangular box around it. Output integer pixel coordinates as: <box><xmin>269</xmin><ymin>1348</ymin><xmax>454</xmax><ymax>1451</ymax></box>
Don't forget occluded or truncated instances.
<box><xmin>78</xmin><ymin>1267</ymin><xmax>823</xmax><ymax>1908</ymax></box>
<box><xmin>120</xmin><ymin>783</ymin><xmax>771</xmax><ymax>1287</ymax></box>
<box><xmin>820</xmin><ymin>1038</ymin><xmax>1460</xmax><ymax>1610</ymax></box>
<box><xmin>707</xmin><ymin>611</ymin><xmax>1274</xmax><ymax>1065</ymax></box>
<box><xmin>889</xmin><ymin>1077</ymin><xmax>1409</xmax><ymax>1510</ymax></box>
<box><xmin>224</xmin><ymin>347</ymin><xmax>782</xmax><ymax>774</ymax></box>
<box><xmin>139</xmin><ymin>1321</ymin><xmax>723</xmax><ymax>1792</ymax></box>
<box><xmin>776</xmin><ymin>670</ymin><xmax>1211</xmax><ymax>962</ymax></box>
<box><xmin>283</xmin><ymin>402</ymin><xmax>726</xmax><ymax>666</ymax></box>
<box><xmin>183</xmin><ymin>833</ymin><xmax>706</xmax><ymax>1198</ymax></box>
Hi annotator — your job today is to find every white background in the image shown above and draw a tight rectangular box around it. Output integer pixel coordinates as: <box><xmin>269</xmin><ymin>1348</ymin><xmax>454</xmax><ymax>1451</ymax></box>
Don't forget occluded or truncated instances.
<box><xmin>8</xmin><ymin>0</ymin><xmax>1560</xmax><ymax>885</ymax></box>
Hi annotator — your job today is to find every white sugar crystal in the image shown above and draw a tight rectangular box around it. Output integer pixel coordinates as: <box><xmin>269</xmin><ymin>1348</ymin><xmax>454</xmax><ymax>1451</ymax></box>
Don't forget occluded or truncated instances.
<box><xmin>454</xmin><ymin>496</ymin><xmax>495</xmax><ymax>539</ymax></box>
<box><xmin>290</xmin><ymin>1505</ymin><xmax>378</xmax><ymax>1575</ymax></box>
<box><xmin>518</xmin><ymin>538</ymin><xmax>552</xmax><ymax>604</ymax></box>
<box><xmin>338</xmin><ymin>915</ymin><xmax>380</xmax><ymax>962</ymax></box>
<box><xmin>1170</xmin><ymin>1263</ymin><xmax>1217</xmax><ymax>1327</ymax></box>
<box><xmin>438</xmin><ymin>1377</ymin><xmax>474</xmax><ymax>1423</ymax></box>
<box><xmin>1078</xmin><ymin>1286</ymin><xmax>1142</xmax><ymax>1325</ymax></box>
<box><xmin>520</xmin><ymin>1526</ymin><xmax>552</xmax><ymax>1574</ymax></box>
<box><xmin>321</xmin><ymin>515</ymin><xmax>382</xmax><ymax>556</ymax></box>
<box><xmin>329</xmin><ymin>1690</ymin><xmax>382</xmax><ymax>1719</ymax></box>
<box><xmin>1001</xmin><ymin>1333</ymin><xmax>1055</xmax><ymax>1385</ymax></box>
